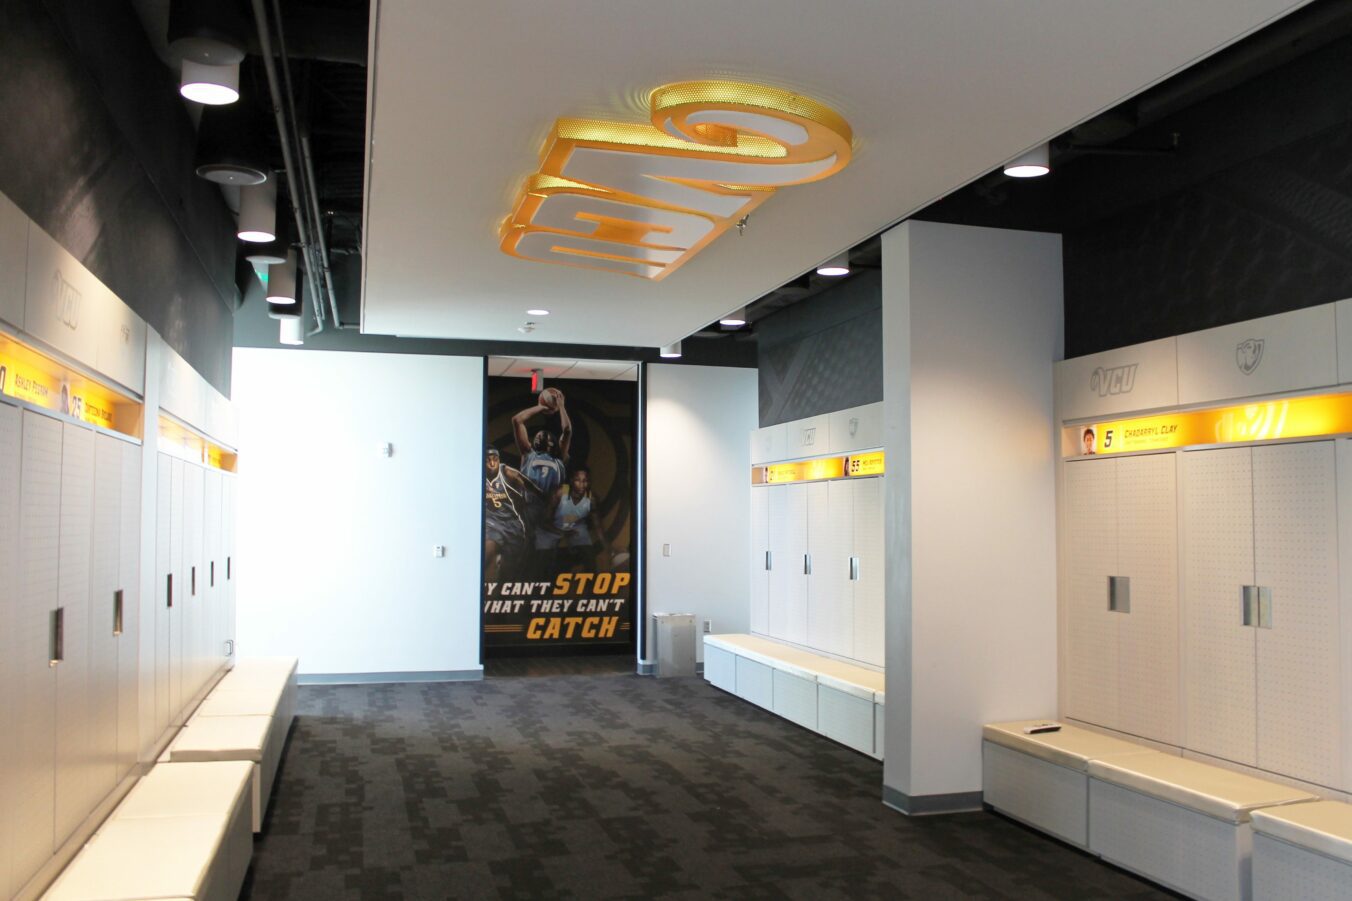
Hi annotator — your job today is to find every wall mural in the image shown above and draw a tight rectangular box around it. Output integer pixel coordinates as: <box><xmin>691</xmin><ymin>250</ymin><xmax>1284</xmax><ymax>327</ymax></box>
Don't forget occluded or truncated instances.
<box><xmin>482</xmin><ymin>376</ymin><xmax>635</xmax><ymax>650</ymax></box>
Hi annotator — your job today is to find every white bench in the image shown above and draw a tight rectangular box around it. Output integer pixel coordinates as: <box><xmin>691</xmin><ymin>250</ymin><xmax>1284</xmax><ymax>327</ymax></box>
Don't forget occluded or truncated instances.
<box><xmin>43</xmin><ymin>761</ymin><xmax>254</xmax><ymax>901</ymax></box>
<box><xmin>1251</xmin><ymin>801</ymin><xmax>1352</xmax><ymax>900</ymax></box>
<box><xmin>1088</xmin><ymin>754</ymin><xmax>1318</xmax><ymax>900</ymax></box>
<box><xmin>169</xmin><ymin>715</ymin><xmax>275</xmax><ymax>832</ymax></box>
<box><xmin>703</xmin><ymin>634</ymin><xmax>884</xmax><ymax>759</ymax></box>
<box><xmin>982</xmin><ymin>720</ymin><xmax>1156</xmax><ymax>848</ymax></box>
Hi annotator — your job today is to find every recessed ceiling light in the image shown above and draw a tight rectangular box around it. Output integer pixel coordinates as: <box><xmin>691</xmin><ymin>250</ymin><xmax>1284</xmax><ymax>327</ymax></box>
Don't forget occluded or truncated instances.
<box><xmin>180</xmin><ymin>60</ymin><xmax>240</xmax><ymax>105</ymax></box>
<box><xmin>527</xmin><ymin>309</ymin><xmax>550</xmax><ymax>316</ymax></box>
<box><xmin>817</xmin><ymin>252</ymin><xmax>850</xmax><ymax>277</ymax></box>
<box><xmin>1003</xmin><ymin>143</ymin><xmax>1051</xmax><ymax>178</ymax></box>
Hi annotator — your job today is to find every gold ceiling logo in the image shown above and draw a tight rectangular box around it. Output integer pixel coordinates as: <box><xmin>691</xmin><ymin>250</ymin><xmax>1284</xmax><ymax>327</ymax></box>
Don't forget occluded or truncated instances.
<box><xmin>501</xmin><ymin>81</ymin><xmax>853</xmax><ymax>280</ymax></box>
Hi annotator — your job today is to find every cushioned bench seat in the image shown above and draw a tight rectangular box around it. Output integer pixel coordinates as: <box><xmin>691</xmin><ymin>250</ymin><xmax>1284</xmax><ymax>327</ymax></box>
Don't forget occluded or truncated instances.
<box><xmin>982</xmin><ymin>720</ymin><xmax>1156</xmax><ymax>848</ymax></box>
<box><xmin>43</xmin><ymin>816</ymin><xmax>239</xmax><ymax>901</ymax></box>
<box><xmin>1250</xmin><ymin>801</ymin><xmax>1352</xmax><ymax>900</ymax></box>
<box><xmin>215</xmin><ymin>656</ymin><xmax>297</xmax><ymax>731</ymax></box>
<box><xmin>703</xmin><ymin>634</ymin><xmax>884</xmax><ymax>759</ymax></box>
<box><xmin>1088</xmin><ymin>754</ymin><xmax>1318</xmax><ymax>900</ymax></box>
<box><xmin>169</xmin><ymin>715</ymin><xmax>274</xmax><ymax>832</ymax></box>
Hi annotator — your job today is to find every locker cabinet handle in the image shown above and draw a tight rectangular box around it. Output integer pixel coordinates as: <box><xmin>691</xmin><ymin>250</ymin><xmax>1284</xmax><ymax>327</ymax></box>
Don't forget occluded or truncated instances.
<box><xmin>225</xmin><ymin>639</ymin><xmax>235</xmax><ymax>657</ymax></box>
<box><xmin>113</xmin><ymin>589</ymin><xmax>124</xmax><ymax>636</ymax></box>
<box><xmin>1258</xmin><ymin>587</ymin><xmax>1273</xmax><ymax>629</ymax></box>
<box><xmin>191</xmin><ymin>566</ymin><xmax>197</xmax><ymax>597</ymax></box>
<box><xmin>167</xmin><ymin>573</ymin><xmax>173</xmax><ymax>609</ymax></box>
<box><xmin>804</xmin><ymin>554</ymin><xmax>812</xmax><ymax>575</ymax></box>
<box><xmin>849</xmin><ymin>557</ymin><xmax>860</xmax><ymax>581</ymax></box>
<box><xmin>1107</xmin><ymin>575</ymin><xmax>1130</xmax><ymax>613</ymax></box>
<box><xmin>1241</xmin><ymin>585</ymin><xmax>1257</xmax><ymax>626</ymax></box>
<box><xmin>210</xmin><ymin>561</ymin><xmax>215</xmax><ymax>588</ymax></box>
<box><xmin>764</xmin><ymin>551</ymin><xmax>771</xmax><ymax>571</ymax></box>
<box><xmin>50</xmin><ymin>607</ymin><xmax>64</xmax><ymax>666</ymax></box>
<box><xmin>227</xmin><ymin>556</ymin><xmax>232</xmax><ymax>580</ymax></box>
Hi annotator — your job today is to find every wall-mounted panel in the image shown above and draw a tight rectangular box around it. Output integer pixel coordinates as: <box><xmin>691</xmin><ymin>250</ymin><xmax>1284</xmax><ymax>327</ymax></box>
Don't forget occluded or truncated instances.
<box><xmin>750</xmin><ymin>423</ymin><xmax>786</xmax><ymax>464</ymax></box>
<box><xmin>96</xmin><ymin>294</ymin><xmax>146</xmax><ymax>396</ymax></box>
<box><xmin>24</xmin><ymin>222</ymin><xmax>104</xmax><ymax>372</ymax></box>
<box><xmin>786</xmin><ymin>415</ymin><xmax>829</xmax><ymax>458</ymax></box>
<box><xmin>1056</xmin><ymin>337</ymin><xmax>1177</xmax><ymax>422</ymax></box>
<box><xmin>0</xmin><ymin>191</ymin><xmax>26</xmax><ymax>330</ymax></box>
<box><xmin>828</xmin><ymin>402</ymin><xmax>883</xmax><ymax>455</ymax></box>
<box><xmin>158</xmin><ymin>345</ymin><xmax>207</xmax><ymax>436</ymax></box>
<box><xmin>1177</xmin><ymin>305</ymin><xmax>1336</xmax><ymax>406</ymax></box>
<box><xmin>1337</xmin><ymin>299</ymin><xmax>1352</xmax><ymax>387</ymax></box>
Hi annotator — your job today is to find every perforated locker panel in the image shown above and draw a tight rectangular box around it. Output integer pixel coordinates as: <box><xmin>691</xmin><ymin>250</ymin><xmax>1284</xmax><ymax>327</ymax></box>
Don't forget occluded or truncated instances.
<box><xmin>1064</xmin><ymin>459</ymin><xmax>1119</xmax><ymax>728</ymax></box>
<box><xmin>851</xmin><ymin>477</ymin><xmax>885</xmax><ymax>668</ymax></box>
<box><xmin>1182</xmin><ymin>447</ymin><xmax>1257</xmax><ymax>767</ymax></box>
<box><xmin>154</xmin><ymin>454</ymin><xmax>172</xmax><ymax>737</ymax></box>
<box><xmin>54</xmin><ymin>423</ymin><xmax>95</xmax><ymax>848</ymax></box>
<box><xmin>169</xmin><ymin>458</ymin><xmax>184</xmax><ymax>722</ymax></box>
<box><xmin>89</xmin><ymin>434</ymin><xmax>123</xmax><ymax>804</ymax></box>
<box><xmin>807</xmin><ymin>479</ymin><xmax>853</xmax><ymax>658</ymax></box>
<box><xmin>15</xmin><ymin>412</ymin><xmax>60</xmax><ymax>887</ymax></box>
<box><xmin>768</xmin><ymin>484</ymin><xmax>808</xmax><ymax>645</ymax></box>
<box><xmin>1253</xmin><ymin>441</ymin><xmax>1340</xmax><ymax>788</ymax></box>
<box><xmin>1253</xmin><ymin>832</ymin><xmax>1352</xmax><ymax>901</ymax></box>
<box><xmin>1115</xmin><ymin>453</ymin><xmax>1180</xmax><ymax>745</ymax></box>
<box><xmin>0</xmin><ymin>404</ymin><xmax>20</xmax><ymax>901</ymax></box>
<box><xmin>116</xmin><ymin>439</ymin><xmax>141</xmax><ymax>779</ymax></box>
<box><xmin>750</xmin><ymin>487</ymin><xmax>769</xmax><ymax>636</ymax></box>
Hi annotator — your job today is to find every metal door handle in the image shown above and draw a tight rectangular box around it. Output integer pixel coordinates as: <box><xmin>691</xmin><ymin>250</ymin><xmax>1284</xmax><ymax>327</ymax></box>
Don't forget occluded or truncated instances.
<box><xmin>113</xmin><ymin>589</ymin><xmax>124</xmax><ymax>636</ymax></box>
<box><xmin>210</xmin><ymin>561</ymin><xmax>215</xmax><ymax>588</ymax></box>
<box><xmin>227</xmin><ymin>556</ymin><xmax>232</xmax><ymax>580</ymax></box>
<box><xmin>224</xmin><ymin>639</ymin><xmax>234</xmax><ymax>657</ymax></box>
<box><xmin>50</xmin><ymin>607</ymin><xmax>64</xmax><ymax>666</ymax></box>
<box><xmin>765</xmin><ymin>550</ymin><xmax>772</xmax><ymax>571</ymax></box>
<box><xmin>1107</xmin><ymin>575</ymin><xmax>1131</xmax><ymax>613</ymax></box>
<box><xmin>1257</xmin><ymin>587</ymin><xmax>1273</xmax><ymax>629</ymax></box>
<box><xmin>1241</xmin><ymin>585</ymin><xmax>1257</xmax><ymax>626</ymax></box>
<box><xmin>167</xmin><ymin>573</ymin><xmax>174</xmax><ymax>608</ymax></box>
<box><xmin>804</xmin><ymin>554</ymin><xmax>812</xmax><ymax>575</ymax></box>
<box><xmin>849</xmin><ymin>557</ymin><xmax>860</xmax><ymax>581</ymax></box>
<box><xmin>191</xmin><ymin>566</ymin><xmax>197</xmax><ymax>597</ymax></box>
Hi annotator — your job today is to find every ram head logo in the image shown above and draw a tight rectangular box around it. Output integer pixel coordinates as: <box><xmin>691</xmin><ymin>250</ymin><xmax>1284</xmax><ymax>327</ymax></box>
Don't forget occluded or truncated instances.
<box><xmin>1236</xmin><ymin>339</ymin><xmax>1264</xmax><ymax>375</ymax></box>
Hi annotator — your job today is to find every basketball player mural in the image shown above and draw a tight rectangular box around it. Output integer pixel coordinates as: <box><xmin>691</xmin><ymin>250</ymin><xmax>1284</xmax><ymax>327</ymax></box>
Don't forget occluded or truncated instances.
<box><xmin>482</xmin><ymin>446</ymin><xmax>542</xmax><ymax>582</ymax></box>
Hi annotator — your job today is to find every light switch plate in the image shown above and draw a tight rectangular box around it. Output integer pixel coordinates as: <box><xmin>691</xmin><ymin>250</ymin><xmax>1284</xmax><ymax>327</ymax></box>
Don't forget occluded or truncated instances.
<box><xmin>433</xmin><ymin>545</ymin><xmax>445</xmax><ymax>558</ymax></box>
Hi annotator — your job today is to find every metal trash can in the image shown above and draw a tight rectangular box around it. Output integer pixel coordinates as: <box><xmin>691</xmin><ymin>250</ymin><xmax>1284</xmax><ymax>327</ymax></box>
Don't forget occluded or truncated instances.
<box><xmin>652</xmin><ymin>612</ymin><xmax>697</xmax><ymax>677</ymax></box>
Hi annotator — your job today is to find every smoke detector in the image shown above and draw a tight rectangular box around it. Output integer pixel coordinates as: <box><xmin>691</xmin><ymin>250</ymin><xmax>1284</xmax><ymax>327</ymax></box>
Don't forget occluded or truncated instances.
<box><xmin>518</xmin><ymin>321</ymin><xmax>537</xmax><ymax>334</ymax></box>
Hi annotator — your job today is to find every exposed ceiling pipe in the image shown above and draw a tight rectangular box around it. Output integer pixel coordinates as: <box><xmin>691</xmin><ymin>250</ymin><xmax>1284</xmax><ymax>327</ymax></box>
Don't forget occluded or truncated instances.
<box><xmin>250</xmin><ymin>0</ymin><xmax>328</xmax><ymax>335</ymax></box>
<box><xmin>301</xmin><ymin>133</ymin><xmax>352</xmax><ymax>328</ymax></box>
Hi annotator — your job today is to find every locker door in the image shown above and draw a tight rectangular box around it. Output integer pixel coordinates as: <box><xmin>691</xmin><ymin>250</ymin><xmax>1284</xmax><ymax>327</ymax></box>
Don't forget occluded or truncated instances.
<box><xmin>186</xmin><ymin>464</ymin><xmax>204</xmax><ymax>692</ymax></box>
<box><xmin>15</xmin><ymin>412</ymin><xmax>60</xmax><ymax>888</ymax></box>
<box><xmin>223</xmin><ymin>473</ymin><xmax>236</xmax><ymax>661</ymax></box>
<box><xmin>1063</xmin><ymin>459</ymin><xmax>1119</xmax><ymax>729</ymax></box>
<box><xmin>851</xmin><ymin>477</ymin><xmax>884</xmax><ymax>668</ymax></box>
<box><xmin>205</xmin><ymin>469</ymin><xmax>222</xmax><ymax>666</ymax></box>
<box><xmin>1253</xmin><ymin>441</ymin><xmax>1339</xmax><ymax>786</ymax></box>
<box><xmin>767</xmin><ymin>484</ymin><xmax>807</xmax><ymax>643</ymax></box>
<box><xmin>749</xmin><ymin>487</ymin><xmax>769</xmax><ymax>635</ymax></box>
<box><xmin>808</xmin><ymin>479</ymin><xmax>852</xmax><ymax>657</ymax></box>
<box><xmin>0</xmin><ymin>403</ymin><xmax>20</xmax><ymax>900</ymax></box>
<box><xmin>1115</xmin><ymin>453</ymin><xmax>1180</xmax><ymax>745</ymax></box>
<box><xmin>116</xmin><ymin>440</ymin><xmax>141</xmax><ymax>779</ymax></box>
<box><xmin>169</xmin><ymin>457</ymin><xmax>185</xmax><ymax>722</ymax></box>
<box><xmin>89</xmin><ymin>434</ymin><xmax>122</xmax><ymax>803</ymax></box>
<box><xmin>154</xmin><ymin>454</ymin><xmax>172</xmax><ymax>736</ymax></box>
<box><xmin>55</xmin><ymin>422</ymin><xmax>95</xmax><ymax>847</ymax></box>
<box><xmin>1182</xmin><ymin>447</ymin><xmax>1257</xmax><ymax>767</ymax></box>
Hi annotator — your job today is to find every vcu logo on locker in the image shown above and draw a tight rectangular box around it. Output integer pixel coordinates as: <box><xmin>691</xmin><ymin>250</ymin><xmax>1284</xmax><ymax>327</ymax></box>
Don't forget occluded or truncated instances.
<box><xmin>52</xmin><ymin>269</ymin><xmax>81</xmax><ymax>331</ymax></box>
<box><xmin>1236</xmin><ymin>339</ymin><xmax>1264</xmax><ymax>375</ymax></box>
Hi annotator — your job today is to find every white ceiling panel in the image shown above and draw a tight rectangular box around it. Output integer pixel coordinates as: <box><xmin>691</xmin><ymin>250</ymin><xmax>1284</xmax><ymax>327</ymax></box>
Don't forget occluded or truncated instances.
<box><xmin>363</xmin><ymin>0</ymin><xmax>1310</xmax><ymax>347</ymax></box>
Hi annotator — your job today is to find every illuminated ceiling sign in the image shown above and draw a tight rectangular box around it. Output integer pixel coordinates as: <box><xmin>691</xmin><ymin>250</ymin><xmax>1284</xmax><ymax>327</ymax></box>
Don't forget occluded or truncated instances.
<box><xmin>501</xmin><ymin>81</ymin><xmax>854</xmax><ymax>280</ymax></box>
<box><xmin>1067</xmin><ymin>392</ymin><xmax>1352</xmax><ymax>457</ymax></box>
<box><xmin>753</xmin><ymin>452</ymin><xmax>883</xmax><ymax>485</ymax></box>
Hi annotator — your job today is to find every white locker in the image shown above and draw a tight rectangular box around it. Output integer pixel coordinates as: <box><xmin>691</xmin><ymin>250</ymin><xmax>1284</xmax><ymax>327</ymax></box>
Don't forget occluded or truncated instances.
<box><xmin>1065</xmin><ymin>459</ymin><xmax>1120</xmax><ymax>729</ymax></box>
<box><xmin>1252</xmin><ymin>442</ymin><xmax>1340</xmax><ymax>787</ymax></box>
<box><xmin>116</xmin><ymin>439</ymin><xmax>140</xmax><ymax>779</ymax></box>
<box><xmin>851</xmin><ymin>477</ymin><xmax>885</xmax><ymax>668</ymax></box>
<box><xmin>205</xmin><ymin>468</ymin><xmax>221</xmax><ymax>667</ymax></box>
<box><xmin>808</xmin><ymin>479</ymin><xmax>853</xmax><ymax>658</ymax></box>
<box><xmin>223</xmin><ymin>473</ymin><xmax>236</xmax><ymax>662</ymax></box>
<box><xmin>169</xmin><ymin>457</ymin><xmax>184</xmax><ymax>722</ymax></box>
<box><xmin>767</xmin><ymin>484</ymin><xmax>808</xmax><ymax>644</ymax></box>
<box><xmin>54</xmin><ymin>422</ymin><xmax>95</xmax><ymax>847</ymax></box>
<box><xmin>749</xmin><ymin>487</ymin><xmax>769</xmax><ymax>635</ymax></box>
<box><xmin>0</xmin><ymin>403</ymin><xmax>20</xmax><ymax>900</ymax></box>
<box><xmin>154</xmin><ymin>454</ymin><xmax>172</xmax><ymax>737</ymax></box>
<box><xmin>89</xmin><ymin>434</ymin><xmax>122</xmax><ymax>804</ymax></box>
<box><xmin>183</xmin><ymin>462</ymin><xmax>204</xmax><ymax>698</ymax></box>
<box><xmin>15</xmin><ymin>411</ymin><xmax>60</xmax><ymax>886</ymax></box>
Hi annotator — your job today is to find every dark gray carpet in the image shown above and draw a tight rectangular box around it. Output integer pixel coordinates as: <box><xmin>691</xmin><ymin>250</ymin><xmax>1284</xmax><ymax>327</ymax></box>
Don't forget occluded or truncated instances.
<box><xmin>241</xmin><ymin>667</ymin><xmax>1173</xmax><ymax>900</ymax></box>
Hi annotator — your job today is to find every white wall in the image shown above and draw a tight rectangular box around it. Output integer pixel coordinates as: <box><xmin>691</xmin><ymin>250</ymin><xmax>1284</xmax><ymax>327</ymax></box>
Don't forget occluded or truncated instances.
<box><xmin>232</xmin><ymin>349</ymin><xmax>483</xmax><ymax>677</ymax></box>
<box><xmin>883</xmin><ymin>221</ymin><xmax>1063</xmax><ymax>808</ymax></box>
<box><xmin>645</xmin><ymin>363</ymin><xmax>758</xmax><ymax>662</ymax></box>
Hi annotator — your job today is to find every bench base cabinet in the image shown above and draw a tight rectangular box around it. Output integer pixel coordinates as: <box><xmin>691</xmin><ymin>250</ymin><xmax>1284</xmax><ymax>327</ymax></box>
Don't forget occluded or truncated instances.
<box><xmin>705</xmin><ymin>645</ymin><xmax>736</xmax><ymax>694</ymax></box>
<box><xmin>772</xmin><ymin>670</ymin><xmax>817</xmax><ymax>731</ymax></box>
<box><xmin>1253</xmin><ymin>833</ymin><xmax>1352</xmax><ymax>901</ymax></box>
<box><xmin>983</xmin><ymin>741</ymin><xmax>1089</xmax><ymax>848</ymax></box>
<box><xmin>735</xmin><ymin>657</ymin><xmax>773</xmax><ymax>710</ymax></box>
<box><xmin>1089</xmin><ymin>778</ymin><xmax>1250</xmax><ymax>901</ymax></box>
<box><xmin>818</xmin><ymin>685</ymin><xmax>874</xmax><ymax>757</ymax></box>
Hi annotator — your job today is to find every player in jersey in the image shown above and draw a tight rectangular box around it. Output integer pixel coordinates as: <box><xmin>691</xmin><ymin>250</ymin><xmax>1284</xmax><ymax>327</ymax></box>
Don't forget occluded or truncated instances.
<box><xmin>538</xmin><ymin>467</ymin><xmax>608</xmax><ymax>573</ymax></box>
<box><xmin>512</xmin><ymin>389</ymin><xmax>571</xmax><ymax>499</ymax></box>
<box><xmin>483</xmin><ymin>446</ymin><xmax>539</xmax><ymax>582</ymax></box>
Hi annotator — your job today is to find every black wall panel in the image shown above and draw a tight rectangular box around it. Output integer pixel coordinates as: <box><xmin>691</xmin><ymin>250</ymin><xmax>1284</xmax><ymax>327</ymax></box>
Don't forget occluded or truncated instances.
<box><xmin>0</xmin><ymin>0</ymin><xmax>237</xmax><ymax>393</ymax></box>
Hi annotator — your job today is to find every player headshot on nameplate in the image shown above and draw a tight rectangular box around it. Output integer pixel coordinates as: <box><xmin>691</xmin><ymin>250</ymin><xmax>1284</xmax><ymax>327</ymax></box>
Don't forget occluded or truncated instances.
<box><xmin>1082</xmin><ymin>427</ymin><xmax>1096</xmax><ymax>455</ymax></box>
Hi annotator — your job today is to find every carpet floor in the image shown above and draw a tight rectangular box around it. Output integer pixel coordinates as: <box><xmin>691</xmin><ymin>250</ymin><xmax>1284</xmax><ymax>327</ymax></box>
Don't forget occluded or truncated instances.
<box><xmin>240</xmin><ymin>667</ymin><xmax>1173</xmax><ymax>900</ymax></box>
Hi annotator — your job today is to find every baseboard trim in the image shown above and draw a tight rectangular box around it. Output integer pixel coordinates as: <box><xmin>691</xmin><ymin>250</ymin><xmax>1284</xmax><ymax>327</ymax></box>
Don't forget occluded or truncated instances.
<box><xmin>882</xmin><ymin>785</ymin><xmax>984</xmax><ymax>816</ymax></box>
<box><xmin>298</xmin><ymin>669</ymin><xmax>484</xmax><ymax>685</ymax></box>
<box><xmin>636</xmin><ymin>661</ymin><xmax>656</xmax><ymax>676</ymax></box>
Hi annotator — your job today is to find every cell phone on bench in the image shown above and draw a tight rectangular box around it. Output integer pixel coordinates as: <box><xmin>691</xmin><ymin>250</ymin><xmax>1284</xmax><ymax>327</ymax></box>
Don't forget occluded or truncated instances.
<box><xmin>1023</xmin><ymin>723</ymin><xmax>1061</xmax><ymax>735</ymax></box>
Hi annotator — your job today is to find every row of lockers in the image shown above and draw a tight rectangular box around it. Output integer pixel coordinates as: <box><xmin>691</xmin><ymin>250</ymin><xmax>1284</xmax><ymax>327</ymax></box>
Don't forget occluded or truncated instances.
<box><xmin>750</xmin><ymin>402</ymin><xmax>883</xmax><ymax>464</ymax></box>
<box><xmin>750</xmin><ymin>476</ymin><xmax>884</xmax><ymax>667</ymax></box>
<box><xmin>1063</xmin><ymin>440</ymin><xmax>1349</xmax><ymax>792</ymax></box>
<box><xmin>0</xmin><ymin>400</ymin><xmax>235</xmax><ymax>901</ymax></box>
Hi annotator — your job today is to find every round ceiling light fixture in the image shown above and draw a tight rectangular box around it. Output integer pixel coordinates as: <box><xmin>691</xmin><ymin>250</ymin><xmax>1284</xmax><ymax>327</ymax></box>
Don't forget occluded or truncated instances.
<box><xmin>526</xmin><ymin>308</ymin><xmax>550</xmax><ymax>316</ymax></box>
<box><xmin>659</xmin><ymin>341</ymin><xmax>682</xmax><ymax>359</ymax></box>
<box><xmin>817</xmin><ymin>252</ymin><xmax>850</xmax><ymax>277</ymax></box>
<box><xmin>278</xmin><ymin>317</ymin><xmax>304</xmax><ymax>345</ymax></box>
<box><xmin>1003</xmin><ymin>143</ymin><xmax>1051</xmax><ymax>178</ymax></box>
<box><xmin>237</xmin><ymin>178</ymin><xmax>277</xmax><ymax>243</ymax></box>
<box><xmin>719</xmin><ymin>307</ymin><xmax>747</xmax><ymax>327</ymax></box>
<box><xmin>266</xmin><ymin>250</ymin><xmax>298</xmax><ymax>305</ymax></box>
<box><xmin>179</xmin><ymin>60</ymin><xmax>240</xmax><ymax>105</ymax></box>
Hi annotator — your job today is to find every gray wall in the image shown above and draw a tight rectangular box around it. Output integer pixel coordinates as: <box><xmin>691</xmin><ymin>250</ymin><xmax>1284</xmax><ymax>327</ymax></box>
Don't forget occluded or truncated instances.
<box><xmin>756</xmin><ymin>269</ymin><xmax>881</xmax><ymax>426</ymax></box>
